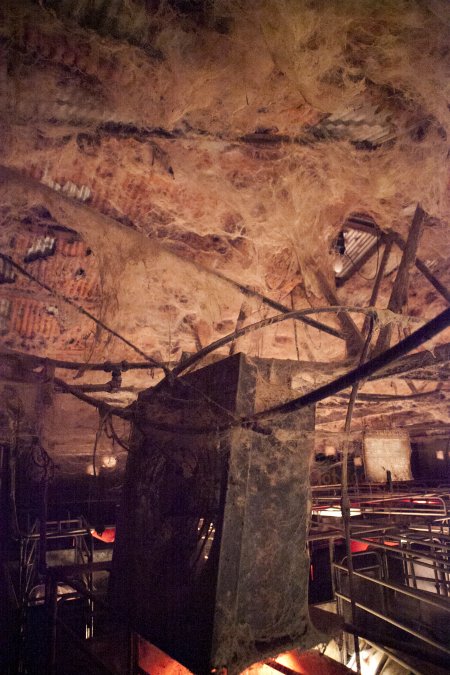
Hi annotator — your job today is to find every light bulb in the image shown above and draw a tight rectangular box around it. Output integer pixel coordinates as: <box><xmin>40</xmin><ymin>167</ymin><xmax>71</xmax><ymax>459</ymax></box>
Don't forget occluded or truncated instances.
<box><xmin>333</xmin><ymin>257</ymin><xmax>344</xmax><ymax>274</ymax></box>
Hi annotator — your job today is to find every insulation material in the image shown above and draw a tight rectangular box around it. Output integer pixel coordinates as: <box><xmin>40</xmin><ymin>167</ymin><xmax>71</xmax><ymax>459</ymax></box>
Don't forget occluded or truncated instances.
<box><xmin>363</xmin><ymin>430</ymin><xmax>412</xmax><ymax>482</ymax></box>
<box><xmin>0</xmin><ymin>0</ymin><xmax>449</xmax><ymax>372</ymax></box>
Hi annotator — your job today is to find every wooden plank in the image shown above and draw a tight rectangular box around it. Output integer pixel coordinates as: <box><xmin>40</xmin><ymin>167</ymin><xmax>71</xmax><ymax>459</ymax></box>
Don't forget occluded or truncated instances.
<box><xmin>373</xmin><ymin>205</ymin><xmax>425</xmax><ymax>355</ymax></box>
<box><xmin>370</xmin><ymin>341</ymin><xmax>450</xmax><ymax>379</ymax></box>
<box><xmin>314</xmin><ymin>269</ymin><xmax>364</xmax><ymax>356</ymax></box>
<box><xmin>391</xmin><ymin>231</ymin><xmax>450</xmax><ymax>304</ymax></box>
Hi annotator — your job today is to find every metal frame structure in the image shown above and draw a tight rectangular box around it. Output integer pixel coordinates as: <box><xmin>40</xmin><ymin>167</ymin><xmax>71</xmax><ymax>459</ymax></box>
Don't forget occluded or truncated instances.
<box><xmin>309</xmin><ymin>481</ymin><xmax>450</xmax><ymax>670</ymax></box>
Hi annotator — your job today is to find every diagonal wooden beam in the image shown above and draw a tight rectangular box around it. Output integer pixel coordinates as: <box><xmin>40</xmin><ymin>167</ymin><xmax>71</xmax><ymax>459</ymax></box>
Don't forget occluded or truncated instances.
<box><xmin>360</xmin><ymin>236</ymin><xmax>393</xmax><ymax>336</ymax></box>
<box><xmin>313</xmin><ymin>269</ymin><xmax>364</xmax><ymax>356</ymax></box>
<box><xmin>346</xmin><ymin>214</ymin><xmax>450</xmax><ymax>304</ymax></box>
<box><xmin>373</xmin><ymin>205</ymin><xmax>425</xmax><ymax>356</ymax></box>
<box><xmin>390</xmin><ymin>231</ymin><xmax>450</xmax><ymax>304</ymax></box>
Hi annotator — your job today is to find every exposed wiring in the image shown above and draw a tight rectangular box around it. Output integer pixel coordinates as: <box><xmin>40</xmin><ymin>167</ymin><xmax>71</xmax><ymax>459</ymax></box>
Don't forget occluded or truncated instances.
<box><xmin>142</xmin><ymin>307</ymin><xmax>450</xmax><ymax>434</ymax></box>
<box><xmin>105</xmin><ymin>414</ymin><xmax>131</xmax><ymax>453</ymax></box>
<box><xmin>91</xmin><ymin>410</ymin><xmax>111</xmax><ymax>479</ymax></box>
<box><xmin>28</xmin><ymin>438</ymin><xmax>55</xmax><ymax>484</ymax></box>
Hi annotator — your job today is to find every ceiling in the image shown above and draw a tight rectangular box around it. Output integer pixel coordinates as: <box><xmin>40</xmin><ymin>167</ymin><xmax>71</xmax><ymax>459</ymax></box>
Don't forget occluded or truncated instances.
<box><xmin>1</xmin><ymin>0</ymin><xmax>450</xmax><ymax>468</ymax></box>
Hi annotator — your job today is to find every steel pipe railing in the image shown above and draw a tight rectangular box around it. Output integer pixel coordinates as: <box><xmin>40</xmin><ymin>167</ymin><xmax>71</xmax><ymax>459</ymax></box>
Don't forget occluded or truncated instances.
<box><xmin>334</xmin><ymin>563</ymin><xmax>450</xmax><ymax>613</ymax></box>
<box><xmin>335</xmin><ymin>591</ymin><xmax>450</xmax><ymax>657</ymax></box>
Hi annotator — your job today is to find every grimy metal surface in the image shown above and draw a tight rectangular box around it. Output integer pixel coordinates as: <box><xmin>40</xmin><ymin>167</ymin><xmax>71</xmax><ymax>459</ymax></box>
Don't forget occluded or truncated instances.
<box><xmin>111</xmin><ymin>353</ymin><xmax>320</xmax><ymax>674</ymax></box>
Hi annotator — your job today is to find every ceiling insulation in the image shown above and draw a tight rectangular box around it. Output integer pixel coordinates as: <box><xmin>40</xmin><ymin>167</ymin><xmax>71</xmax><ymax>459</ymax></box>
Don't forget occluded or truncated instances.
<box><xmin>0</xmin><ymin>0</ymin><xmax>449</xmax><ymax>442</ymax></box>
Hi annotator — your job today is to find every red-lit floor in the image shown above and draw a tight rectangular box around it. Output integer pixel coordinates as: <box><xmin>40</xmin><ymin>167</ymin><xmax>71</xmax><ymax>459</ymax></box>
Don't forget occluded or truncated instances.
<box><xmin>137</xmin><ymin>638</ymin><xmax>352</xmax><ymax>675</ymax></box>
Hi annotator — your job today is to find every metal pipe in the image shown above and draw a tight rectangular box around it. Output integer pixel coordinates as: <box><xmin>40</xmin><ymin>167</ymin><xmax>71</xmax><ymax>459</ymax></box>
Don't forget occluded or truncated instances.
<box><xmin>38</xmin><ymin>480</ymin><xmax>48</xmax><ymax>575</ymax></box>
<box><xmin>358</xmin><ymin>508</ymin><xmax>447</xmax><ymax>516</ymax></box>
<box><xmin>146</xmin><ymin>308</ymin><xmax>450</xmax><ymax>435</ymax></box>
<box><xmin>335</xmin><ymin>591</ymin><xmax>450</xmax><ymax>656</ymax></box>
<box><xmin>26</xmin><ymin>529</ymin><xmax>90</xmax><ymax>540</ymax></box>
<box><xmin>252</xmin><ymin>307</ymin><xmax>450</xmax><ymax>421</ymax></box>
<box><xmin>348</xmin><ymin>538</ymin><xmax>450</xmax><ymax>570</ymax></box>
<box><xmin>334</xmin><ymin>563</ymin><xmax>450</xmax><ymax>613</ymax></box>
<box><xmin>55</xmin><ymin>616</ymin><xmax>114</xmax><ymax>674</ymax></box>
<box><xmin>46</xmin><ymin>578</ymin><xmax>58</xmax><ymax>675</ymax></box>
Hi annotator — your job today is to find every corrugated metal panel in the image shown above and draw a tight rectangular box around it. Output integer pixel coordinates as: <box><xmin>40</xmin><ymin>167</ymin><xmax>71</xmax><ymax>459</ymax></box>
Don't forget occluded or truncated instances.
<box><xmin>9</xmin><ymin>233</ymin><xmax>100</xmax><ymax>300</ymax></box>
<box><xmin>334</xmin><ymin>227</ymin><xmax>378</xmax><ymax>280</ymax></box>
<box><xmin>9</xmin><ymin>296</ymin><xmax>60</xmax><ymax>339</ymax></box>
<box><xmin>1</xmin><ymin>290</ymin><xmax>101</xmax><ymax>354</ymax></box>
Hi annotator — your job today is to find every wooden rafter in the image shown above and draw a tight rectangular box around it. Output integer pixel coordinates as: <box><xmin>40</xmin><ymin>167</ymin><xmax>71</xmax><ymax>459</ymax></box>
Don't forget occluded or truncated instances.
<box><xmin>373</xmin><ymin>205</ymin><xmax>425</xmax><ymax>356</ymax></box>
<box><xmin>314</xmin><ymin>268</ymin><xmax>364</xmax><ymax>356</ymax></box>
<box><xmin>390</xmin><ymin>231</ymin><xmax>450</xmax><ymax>304</ymax></box>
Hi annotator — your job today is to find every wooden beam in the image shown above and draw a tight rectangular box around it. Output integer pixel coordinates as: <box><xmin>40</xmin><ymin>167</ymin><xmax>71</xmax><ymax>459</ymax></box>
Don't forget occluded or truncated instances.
<box><xmin>359</xmin><ymin>237</ymin><xmax>394</xmax><ymax>336</ymax></box>
<box><xmin>370</xmin><ymin>341</ymin><xmax>450</xmax><ymax>380</ymax></box>
<box><xmin>373</xmin><ymin>205</ymin><xmax>425</xmax><ymax>355</ymax></box>
<box><xmin>314</xmin><ymin>269</ymin><xmax>364</xmax><ymax>356</ymax></box>
<box><xmin>391</xmin><ymin>231</ymin><xmax>450</xmax><ymax>304</ymax></box>
<box><xmin>229</xmin><ymin>302</ymin><xmax>247</xmax><ymax>356</ymax></box>
<box><xmin>345</xmin><ymin>217</ymin><xmax>380</xmax><ymax>235</ymax></box>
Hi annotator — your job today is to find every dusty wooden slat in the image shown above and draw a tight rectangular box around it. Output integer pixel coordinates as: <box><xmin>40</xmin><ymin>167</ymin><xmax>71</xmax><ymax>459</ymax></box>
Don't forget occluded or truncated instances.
<box><xmin>373</xmin><ymin>205</ymin><xmax>425</xmax><ymax>355</ymax></box>
<box><xmin>391</xmin><ymin>231</ymin><xmax>450</xmax><ymax>304</ymax></box>
<box><xmin>314</xmin><ymin>268</ymin><xmax>364</xmax><ymax>356</ymax></box>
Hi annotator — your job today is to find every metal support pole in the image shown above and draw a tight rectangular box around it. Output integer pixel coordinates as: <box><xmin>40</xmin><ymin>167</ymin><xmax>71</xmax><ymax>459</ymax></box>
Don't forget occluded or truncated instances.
<box><xmin>46</xmin><ymin>577</ymin><xmax>58</xmax><ymax>675</ymax></box>
<box><xmin>38</xmin><ymin>480</ymin><xmax>48</xmax><ymax>576</ymax></box>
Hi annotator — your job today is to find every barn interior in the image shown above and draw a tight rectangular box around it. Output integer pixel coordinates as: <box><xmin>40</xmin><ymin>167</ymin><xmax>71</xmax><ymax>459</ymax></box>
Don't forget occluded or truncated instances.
<box><xmin>1</xmin><ymin>1</ymin><xmax>450</xmax><ymax>673</ymax></box>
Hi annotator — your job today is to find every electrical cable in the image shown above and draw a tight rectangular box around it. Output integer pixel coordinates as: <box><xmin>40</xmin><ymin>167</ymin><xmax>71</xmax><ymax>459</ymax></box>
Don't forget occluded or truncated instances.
<box><xmin>50</xmin><ymin>306</ymin><xmax>450</xmax><ymax>435</ymax></box>
<box><xmin>142</xmin><ymin>306</ymin><xmax>450</xmax><ymax>434</ymax></box>
<box><xmin>105</xmin><ymin>415</ymin><xmax>130</xmax><ymax>453</ymax></box>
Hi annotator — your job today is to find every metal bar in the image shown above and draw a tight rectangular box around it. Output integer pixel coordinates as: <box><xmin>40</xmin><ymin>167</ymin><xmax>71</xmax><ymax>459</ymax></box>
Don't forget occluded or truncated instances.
<box><xmin>38</xmin><ymin>481</ymin><xmax>49</xmax><ymax>575</ymax></box>
<box><xmin>348</xmin><ymin>539</ymin><xmax>450</xmax><ymax>570</ymax></box>
<box><xmin>358</xmin><ymin>530</ymin><xmax>450</xmax><ymax>552</ymax></box>
<box><xmin>362</xmin><ymin>638</ymin><xmax>432</xmax><ymax>675</ymax></box>
<box><xmin>334</xmin><ymin>563</ymin><xmax>450</xmax><ymax>612</ymax></box>
<box><xmin>358</xmin><ymin>508</ymin><xmax>447</xmax><ymax>516</ymax></box>
<box><xmin>47</xmin><ymin>561</ymin><xmax>112</xmax><ymax>577</ymax></box>
<box><xmin>335</xmin><ymin>591</ymin><xmax>450</xmax><ymax>656</ymax></box>
<box><xmin>46</xmin><ymin>578</ymin><xmax>58</xmax><ymax>675</ymax></box>
<box><xmin>55</xmin><ymin>616</ymin><xmax>115</xmax><ymax>674</ymax></box>
<box><xmin>26</xmin><ymin>529</ymin><xmax>90</xmax><ymax>540</ymax></box>
<box><xmin>402</xmin><ymin>573</ymin><xmax>450</xmax><ymax>587</ymax></box>
<box><xmin>407</xmin><ymin>541</ymin><xmax>418</xmax><ymax>589</ymax></box>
